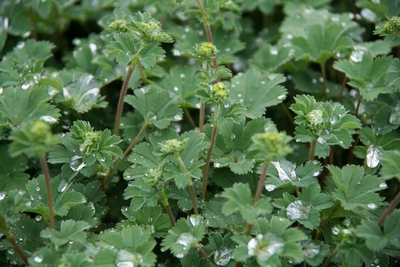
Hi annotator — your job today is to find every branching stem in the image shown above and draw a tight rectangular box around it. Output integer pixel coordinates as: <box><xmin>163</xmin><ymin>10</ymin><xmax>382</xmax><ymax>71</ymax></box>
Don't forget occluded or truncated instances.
<box><xmin>40</xmin><ymin>156</ymin><xmax>55</xmax><ymax>229</ymax></box>
<box><xmin>246</xmin><ymin>162</ymin><xmax>270</xmax><ymax>235</ymax></box>
<box><xmin>377</xmin><ymin>190</ymin><xmax>400</xmax><ymax>226</ymax></box>
<box><xmin>114</xmin><ymin>65</ymin><xmax>135</xmax><ymax>135</ymax></box>
<box><xmin>104</xmin><ymin>122</ymin><xmax>148</xmax><ymax>190</ymax></box>
<box><xmin>176</xmin><ymin>155</ymin><xmax>199</xmax><ymax>214</ymax></box>
<box><xmin>321</xmin><ymin>246</ymin><xmax>339</xmax><ymax>267</ymax></box>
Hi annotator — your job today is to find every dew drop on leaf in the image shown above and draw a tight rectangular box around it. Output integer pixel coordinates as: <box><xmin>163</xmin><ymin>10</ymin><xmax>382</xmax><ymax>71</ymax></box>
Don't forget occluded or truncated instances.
<box><xmin>0</xmin><ymin>192</ymin><xmax>6</xmax><ymax>201</ymax></box>
<box><xmin>367</xmin><ymin>203</ymin><xmax>377</xmax><ymax>209</ymax></box>
<box><xmin>379</xmin><ymin>182</ymin><xmax>387</xmax><ymax>189</ymax></box>
<box><xmin>173</xmin><ymin>86</ymin><xmax>179</xmax><ymax>91</ymax></box>
<box><xmin>214</xmin><ymin>247</ymin><xmax>233</xmax><ymax>266</ymax></box>
<box><xmin>40</xmin><ymin>115</ymin><xmax>57</xmax><ymax>123</ymax></box>
<box><xmin>33</xmin><ymin>254</ymin><xmax>43</xmax><ymax>263</ymax></box>
<box><xmin>366</xmin><ymin>145</ymin><xmax>383</xmax><ymax>168</ymax></box>
<box><xmin>265</xmin><ymin>184</ymin><xmax>276</xmax><ymax>192</ymax></box>
<box><xmin>270</xmin><ymin>47</ymin><xmax>278</xmax><ymax>55</ymax></box>
<box><xmin>3</xmin><ymin>17</ymin><xmax>9</xmax><ymax>29</ymax></box>
<box><xmin>286</xmin><ymin>200</ymin><xmax>310</xmax><ymax>220</ymax></box>
<box><xmin>70</xmin><ymin>154</ymin><xmax>86</xmax><ymax>172</ymax></box>
<box><xmin>389</xmin><ymin>104</ymin><xmax>400</xmax><ymax>124</ymax></box>
<box><xmin>176</xmin><ymin>232</ymin><xmax>197</xmax><ymax>251</ymax></box>
<box><xmin>174</xmin><ymin>114</ymin><xmax>182</xmax><ymax>120</ymax></box>
<box><xmin>214</xmin><ymin>162</ymin><xmax>221</xmax><ymax>168</ymax></box>
<box><xmin>57</xmin><ymin>179</ymin><xmax>68</xmax><ymax>193</ymax></box>
<box><xmin>0</xmin><ymin>87</ymin><xmax>3</xmax><ymax>94</ymax></box>
<box><xmin>332</xmin><ymin>227</ymin><xmax>340</xmax><ymax>235</ymax></box>
<box><xmin>302</xmin><ymin>243</ymin><xmax>320</xmax><ymax>259</ymax></box>
<box><xmin>350</xmin><ymin>49</ymin><xmax>365</xmax><ymax>62</ymax></box>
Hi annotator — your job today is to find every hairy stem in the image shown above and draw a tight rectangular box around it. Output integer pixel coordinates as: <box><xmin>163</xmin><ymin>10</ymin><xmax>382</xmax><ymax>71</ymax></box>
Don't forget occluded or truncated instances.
<box><xmin>0</xmin><ymin>214</ymin><xmax>29</xmax><ymax>265</ymax></box>
<box><xmin>176</xmin><ymin>156</ymin><xmax>199</xmax><ymax>214</ymax></box>
<box><xmin>321</xmin><ymin>246</ymin><xmax>339</xmax><ymax>267</ymax></box>
<box><xmin>246</xmin><ymin>162</ymin><xmax>270</xmax><ymax>235</ymax></box>
<box><xmin>114</xmin><ymin>66</ymin><xmax>135</xmax><ymax>135</ymax></box>
<box><xmin>377</xmin><ymin>190</ymin><xmax>400</xmax><ymax>226</ymax></box>
<box><xmin>309</xmin><ymin>139</ymin><xmax>317</xmax><ymax>161</ymax></box>
<box><xmin>315</xmin><ymin>202</ymin><xmax>340</xmax><ymax>240</ymax></box>
<box><xmin>29</xmin><ymin>7</ymin><xmax>37</xmax><ymax>40</ymax></box>
<box><xmin>197</xmin><ymin>243</ymin><xmax>211</xmax><ymax>264</ymax></box>
<box><xmin>320</xmin><ymin>62</ymin><xmax>328</xmax><ymax>101</ymax></box>
<box><xmin>338</xmin><ymin>75</ymin><xmax>347</xmax><ymax>102</ymax></box>
<box><xmin>201</xmin><ymin>120</ymin><xmax>218</xmax><ymax>198</ymax></box>
<box><xmin>183</xmin><ymin>107</ymin><xmax>197</xmax><ymax>128</ymax></box>
<box><xmin>104</xmin><ymin>122</ymin><xmax>148</xmax><ymax>190</ymax></box>
<box><xmin>159</xmin><ymin>189</ymin><xmax>176</xmax><ymax>226</ymax></box>
<box><xmin>355</xmin><ymin>94</ymin><xmax>362</xmax><ymax>118</ymax></box>
<box><xmin>40</xmin><ymin>156</ymin><xmax>55</xmax><ymax>229</ymax></box>
<box><xmin>199</xmin><ymin>103</ymin><xmax>205</xmax><ymax>132</ymax></box>
<box><xmin>137</xmin><ymin>61</ymin><xmax>148</xmax><ymax>84</ymax></box>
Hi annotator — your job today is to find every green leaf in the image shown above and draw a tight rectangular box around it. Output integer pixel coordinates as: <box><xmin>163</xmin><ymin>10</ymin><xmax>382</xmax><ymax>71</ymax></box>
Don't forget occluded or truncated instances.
<box><xmin>161</xmin><ymin>215</ymin><xmax>207</xmax><ymax>259</ymax></box>
<box><xmin>206</xmin><ymin>117</ymin><xmax>275</xmax><ymax>174</ymax></box>
<box><xmin>122</xmin><ymin>206</ymin><xmax>171</xmax><ymax>238</ymax></box>
<box><xmin>104</xmin><ymin>32</ymin><xmax>141</xmax><ymax>66</ymax></box>
<box><xmin>249</xmin><ymin>43</ymin><xmax>293</xmax><ymax>72</ymax></box>
<box><xmin>0</xmin><ymin>145</ymin><xmax>29</xmax><ymax>191</ymax></box>
<box><xmin>61</xmin><ymin>74</ymin><xmax>107</xmax><ymax>113</ymax></box>
<box><xmin>228</xmin><ymin>70</ymin><xmax>287</xmax><ymax>118</ymax></box>
<box><xmin>380</xmin><ymin>150</ymin><xmax>400</xmax><ymax>181</ymax></box>
<box><xmin>327</xmin><ymin>165</ymin><xmax>383</xmax><ymax>212</ymax></box>
<box><xmin>123</xmin><ymin>178</ymin><xmax>159</xmax><ymax>211</ymax></box>
<box><xmin>40</xmin><ymin>220</ymin><xmax>90</xmax><ymax>246</ymax></box>
<box><xmin>333</xmin><ymin>51</ymin><xmax>395</xmax><ymax>101</ymax></box>
<box><xmin>138</xmin><ymin>42</ymin><xmax>166</xmax><ymax>69</ymax></box>
<box><xmin>125</xmin><ymin>86</ymin><xmax>182</xmax><ymax>129</ymax></box>
<box><xmin>95</xmin><ymin>225</ymin><xmax>156</xmax><ymax>267</ymax></box>
<box><xmin>265</xmin><ymin>159</ymin><xmax>321</xmax><ymax>191</ymax></box>
<box><xmin>0</xmin><ymin>86</ymin><xmax>60</xmax><ymax>128</ymax></box>
<box><xmin>221</xmin><ymin>183</ymin><xmax>272</xmax><ymax>223</ymax></box>
<box><xmin>292</xmin><ymin>23</ymin><xmax>353</xmax><ymax>64</ymax></box>
<box><xmin>6</xmin><ymin>39</ymin><xmax>54</xmax><ymax>68</ymax></box>
<box><xmin>156</xmin><ymin>65</ymin><xmax>201</xmax><ymax>108</ymax></box>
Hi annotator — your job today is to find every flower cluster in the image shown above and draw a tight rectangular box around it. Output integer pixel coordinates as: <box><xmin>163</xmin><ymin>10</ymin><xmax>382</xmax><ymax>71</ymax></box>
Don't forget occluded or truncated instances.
<box><xmin>248</xmin><ymin>131</ymin><xmax>293</xmax><ymax>162</ymax></box>
<box><xmin>191</xmin><ymin>42</ymin><xmax>218</xmax><ymax>59</ymax></box>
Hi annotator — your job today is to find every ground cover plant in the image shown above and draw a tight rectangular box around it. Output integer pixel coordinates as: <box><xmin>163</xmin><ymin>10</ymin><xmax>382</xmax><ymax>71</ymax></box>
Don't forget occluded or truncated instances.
<box><xmin>0</xmin><ymin>0</ymin><xmax>400</xmax><ymax>266</ymax></box>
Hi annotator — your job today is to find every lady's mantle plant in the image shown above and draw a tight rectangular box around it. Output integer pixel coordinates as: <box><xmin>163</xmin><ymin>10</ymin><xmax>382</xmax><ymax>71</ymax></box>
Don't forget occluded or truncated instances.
<box><xmin>0</xmin><ymin>1</ymin><xmax>400</xmax><ymax>267</ymax></box>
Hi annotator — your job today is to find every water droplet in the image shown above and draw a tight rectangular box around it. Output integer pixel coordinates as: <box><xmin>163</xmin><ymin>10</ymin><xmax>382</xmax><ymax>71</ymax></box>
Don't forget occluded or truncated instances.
<box><xmin>174</xmin><ymin>114</ymin><xmax>182</xmax><ymax>120</ymax></box>
<box><xmin>189</xmin><ymin>215</ymin><xmax>201</xmax><ymax>226</ymax></box>
<box><xmin>21</xmin><ymin>83</ymin><xmax>31</xmax><ymax>90</ymax></box>
<box><xmin>34</xmin><ymin>255</ymin><xmax>43</xmax><ymax>263</ymax></box>
<box><xmin>350</xmin><ymin>49</ymin><xmax>365</xmax><ymax>62</ymax></box>
<box><xmin>270</xmin><ymin>47</ymin><xmax>278</xmax><ymax>55</ymax></box>
<box><xmin>272</xmin><ymin>161</ymin><xmax>296</xmax><ymax>182</ymax></box>
<box><xmin>317</xmin><ymin>136</ymin><xmax>326</xmax><ymax>144</ymax></box>
<box><xmin>366</xmin><ymin>145</ymin><xmax>383</xmax><ymax>168</ymax></box>
<box><xmin>312</xmin><ymin>79</ymin><xmax>317</xmax><ymax>84</ymax></box>
<box><xmin>177</xmin><ymin>232</ymin><xmax>197</xmax><ymax>252</ymax></box>
<box><xmin>35</xmin><ymin>215</ymin><xmax>42</xmax><ymax>222</ymax></box>
<box><xmin>35</xmin><ymin>186</ymin><xmax>40</xmax><ymax>191</ymax></box>
<box><xmin>332</xmin><ymin>227</ymin><xmax>340</xmax><ymax>235</ymax></box>
<box><xmin>57</xmin><ymin>180</ymin><xmax>68</xmax><ymax>193</ymax></box>
<box><xmin>367</xmin><ymin>203</ymin><xmax>377</xmax><ymax>209</ymax></box>
<box><xmin>214</xmin><ymin>247</ymin><xmax>233</xmax><ymax>266</ymax></box>
<box><xmin>0</xmin><ymin>87</ymin><xmax>3</xmax><ymax>94</ymax></box>
<box><xmin>225</xmin><ymin>47</ymin><xmax>231</xmax><ymax>52</ymax></box>
<box><xmin>302</xmin><ymin>243</ymin><xmax>320</xmax><ymax>259</ymax></box>
<box><xmin>230</xmin><ymin>134</ymin><xmax>235</xmax><ymax>139</ymax></box>
<box><xmin>214</xmin><ymin>162</ymin><xmax>221</xmax><ymax>168</ymax></box>
<box><xmin>172</xmin><ymin>48</ymin><xmax>182</xmax><ymax>56</ymax></box>
<box><xmin>40</xmin><ymin>115</ymin><xmax>57</xmax><ymax>123</ymax></box>
<box><xmin>247</xmin><ymin>233</ymin><xmax>284</xmax><ymax>261</ymax></box>
<box><xmin>237</xmin><ymin>93</ymin><xmax>242</xmax><ymax>97</ymax></box>
<box><xmin>287</xmin><ymin>34</ymin><xmax>293</xmax><ymax>40</ymax></box>
<box><xmin>265</xmin><ymin>184</ymin><xmax>276</xmax><ymax>192</ymax></box>
<box><xmin>0</xmin><ymin>192</ymin><xmax>6</xmax><ymax>201</ymax></box>
<box><xmin>3</xmin><ymin>17</ymin><xmax>9</xmax><ymax>29</ymax></box>
<box><xmin>286</xmin><ymin>200</ymin><xmax>311</xmax><ymax>220</ymax></box>
<box><xmin>278</xmin><ymin>94</ymin><xmax>285</xmax><ymax>100</ymax></box>
<box><xmin>116</xmin><ymin>262</ymin><xmax>134</xmax><ymax>267</ymax></box>
<box><xmin>313</xmin><ymin>171</ymin><xmax>320</xmax><ymax>177</ymax></box>
<box><xmin>70</xmin><ymin>154</ymin><xmax>86</xmax><ymax>172</ymax></box>
<box><xmin>361</xmin><ymin>8</ymin><xmax>376</xmax><ymax>22</ymax></box>
<box><xmin>89</xmin><ymin>43</ymin><xmax>97</xmax><ymax>53</ymax></box>
<box><xmin>379</xmin><ymin>182</ymin><xmax>387</xmax><ymax>189</ymax></box>
<box><xmin>389</xmin><ymin>104</ymin><xmax>400</xmax><ymax>124</ymax></box>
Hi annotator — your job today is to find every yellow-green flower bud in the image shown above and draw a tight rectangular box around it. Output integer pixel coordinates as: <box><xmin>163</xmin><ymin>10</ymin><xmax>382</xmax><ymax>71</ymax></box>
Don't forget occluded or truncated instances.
<box><xmin>80</xmin><ymin>131</ymin><xmax>101</xmax><ymax>155</ymax></box>
<box><xmin>211</xmin><ymin>82</ymin><xmax>229</xmax><ymax>102</ymax></box>
<box><xmin>383</xmin><ymin>16</ymin><xmax>400</xmax><ymax>35</ymax></box>
<box><xmin>248</xmin><ymin>131</ymin><xmax>293</xmax><ymax>162</ymax></box>
<box><xmin>192</xmin><ymin>42</ymin><xmax>218</xmax><ymax>58</ymax></box>
<box><xmin>160</xmin><ymin>138</ymin><xmax>188</xmax><ymax>154</ymax></box>
<box><xmin>30</xmin><ymin>121</ymin><xmax>52</xmax><ymax>143</ymax></box>
<box><xmin>306</xmin><ymin>109</ymin><xmax>325</xmax><ymax>126</ymax></box>
<box><xmin>109</xmin><ymin>19</ymin><xmax>129</xmax><ymax>32</ymax></box>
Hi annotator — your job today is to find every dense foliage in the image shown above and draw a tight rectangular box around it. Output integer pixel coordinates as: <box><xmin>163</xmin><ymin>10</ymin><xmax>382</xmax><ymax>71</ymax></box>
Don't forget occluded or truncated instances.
<box><xmin>0</xmin><ymin>0</ymin><xmax>400</xmax><ymax>266</ymax></box>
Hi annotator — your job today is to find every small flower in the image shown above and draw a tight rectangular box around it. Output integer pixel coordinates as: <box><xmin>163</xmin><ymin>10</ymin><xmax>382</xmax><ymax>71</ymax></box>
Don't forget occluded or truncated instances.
<box><xmin>133</xmin><ymin>12</ymin><xmax>173</xmax><ymax>43</ymax></box>
<box><xmin>211</xmin><ymin>82</ymin><xmax>229</xmax><ymax>102</ymax></box>
<box><xmin>383</xmin><ymin>16</ymin><xmax>400</xmax><ymax>35</ymax></box>
<box><xmin>159</xmin><ymin>138</ymin><xmax>188</xmax><ymax>154</ymax></box>
<box><xmin>147</xmin><ymin>168</ymin><xmax>163</xmax><ymax>186</ymax></box>
<box><xmin>109</xmin><ymin>19</ymin><xmax>129</xmax><ymax>32</ymax></box>
<box><xmin>80</xmin><ymin>131</ymin><xmax>101</xmax><ymax>155</ymax></box>
<box><xmin>248</xmin><ymin>131</ymin><xmax>293</xmax><ymax>162</ymax></box>
<box><xmin>306</xmin><ymin>109</ymin><xmax>325</xmax><ymax>126</ymax></box>
<box><xmin>191</xmin><ymin>42</ymin><xmax>218</xmax><ymax>59</ymax></box>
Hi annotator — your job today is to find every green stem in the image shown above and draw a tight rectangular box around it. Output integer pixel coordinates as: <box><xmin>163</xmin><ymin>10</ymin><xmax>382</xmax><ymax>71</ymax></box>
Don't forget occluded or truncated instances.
<box><xmin>199</xmin><ymin>103</ymin><xmax>205</xmax><ymax>132</ymax></box>
<box><xmin>176</xmin><ymin>155</ymin><xmax>199</xmax><ymax>214</ymax></box>
<box><xmin>137</xmin><ymin>62</ymin><xmax>148</xmax><ymax>84</ymax></box>
<box><xmin>355</xmin><ymin>93</ymin><xmax>362</xmax><ymax>118</ymax></box>
<box><xmin>29</xmin><ymin>7</ymin><xmax>37</xmax><ymax>40</ymax></box>
<box><xmin>40</xmin><ymin>156</ymin><xmax>55</xmax><ymax>229</ymax></box>
<box><xmin>320</xmin><ymin>62</ymin><xmax>328</xmax><ymax>101</ymax></box>
<box><xmin>197</xmin><ymin>243</ymin><xmax>211</xmax><ymax>265</ymax></box>
<box><xmin>315</xmin><ymin>202</ymin><xmax>340</xmax><ymax>240</ymax></box>
<box><xmin>114</xmin><ymin>65</ymin><xmax>135</xmax><ymax>135</ymax></box>
<box><xmin>159</xmin><ymin>189</ymin><xmax>176</xmax><ymax>226</ymax></box>
<box><xmin>201</xmin><ymin>119</ymin><xmax>219</xmax><ymax>198</ymax></box>
<box><xmin>104</xmin><ymin>122</ymin><xmax>148</xmax><ymax>190</ymax></box>
<box><xmin>309</xmin><ymin>139</ymin><xmax>317</xmax><ymax>161</ymax></box>
<box><xmin>183</xmin><ymin>107</ymin><xmax>197</xmax><ymax>128</ymax></box>
<box><xmin>246</xmin><ymin>162</ymin><xmax>270</xmax><ymax>235</ymax></box>
<box><xmin>280</xmin><ymin>102</ymin><xmax>294</xmax><ymax>124</ymax></box>
<box><xmin>338</xmin><ymin>75</ymin><xmax>347</xmax><ymax>103</ymax></box>
<box><xmin>377</xmin><ymin>190</ymin><xmax>400</xmax><ymax>226</ymax></box>
<box><xmin>321</xmin><ymin>246</ymin><xmax>339</xmax><ymax>267</ymax></box>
